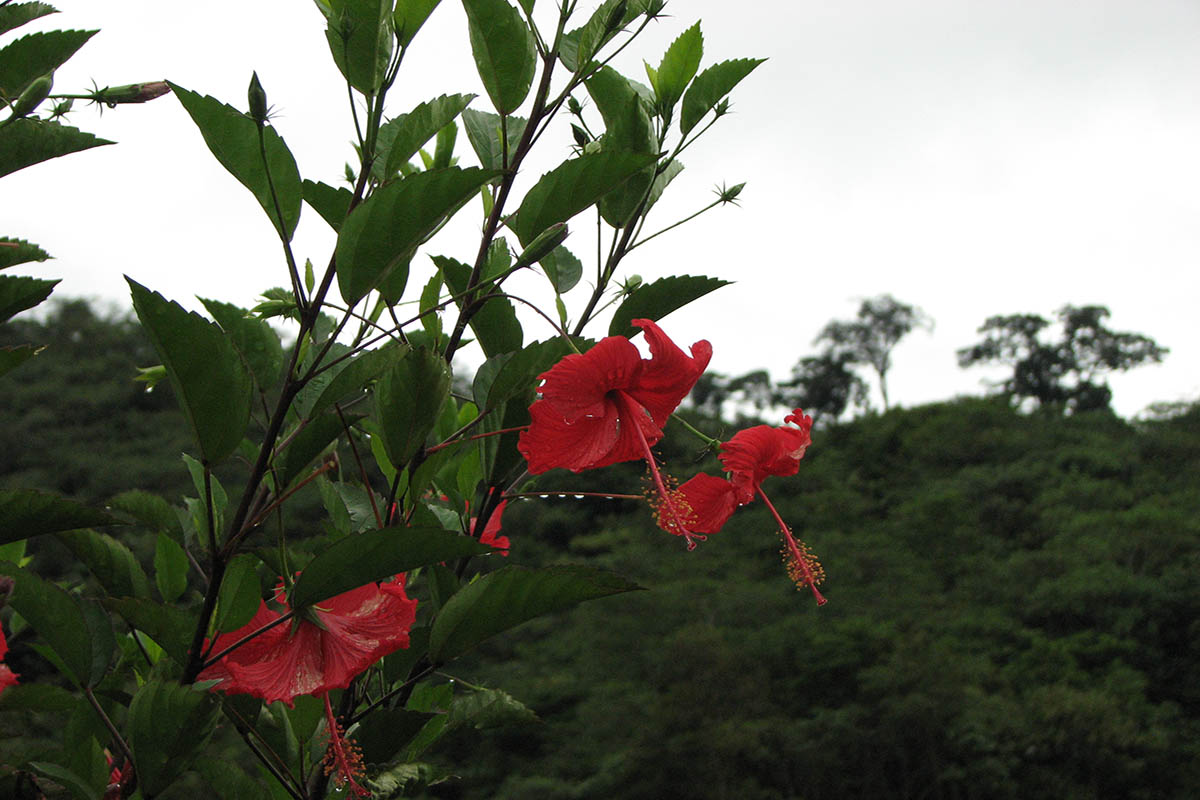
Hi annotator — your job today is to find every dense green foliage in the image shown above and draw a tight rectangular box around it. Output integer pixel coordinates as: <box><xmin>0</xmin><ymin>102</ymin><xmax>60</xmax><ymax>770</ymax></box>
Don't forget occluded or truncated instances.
<box><xmin>4</xmin><ymin>305</ymin><xmax>1197</xmax><ymax>799</ymax></box>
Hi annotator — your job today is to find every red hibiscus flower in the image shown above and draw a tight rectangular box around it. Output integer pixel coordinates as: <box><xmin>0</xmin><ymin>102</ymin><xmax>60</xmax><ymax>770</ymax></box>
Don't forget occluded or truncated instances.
<box><xmin>0</xmin><ymin>625</ymin><xmax>18</xmax><ymax>696</ymax></box>
<box><xmin>477</xmin><ymin>499</ymin><xmax>510</xmax><ymax>556</ymax></box>
<box><xmin>665</xmin><ymin>410</ymin><xmax>826</xmax><ymax>604</ymax></box>
<box><xmin>518</xmin><ymin>318</ymin><xmax>712</xmax><ymax>548</ymax></box>
<box><xmin>198</xmin><ymin>575</ymin><xmax>417</xmax><ymax>706</ymax></box>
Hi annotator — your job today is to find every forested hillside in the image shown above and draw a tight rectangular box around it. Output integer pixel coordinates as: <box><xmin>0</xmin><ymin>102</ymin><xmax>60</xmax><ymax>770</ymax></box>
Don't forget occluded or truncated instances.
<box><xmin>3</xmin><ymin>304</ymin><xmax>1198</xmax><ymax>799</ymax></box>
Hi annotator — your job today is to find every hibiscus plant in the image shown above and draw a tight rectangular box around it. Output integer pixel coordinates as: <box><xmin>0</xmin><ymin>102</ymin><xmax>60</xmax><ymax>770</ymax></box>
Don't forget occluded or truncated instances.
<box><xmin>0</xmin><ymin>1</ymin><xmax>823</xmax><ymax>797</ymax></box>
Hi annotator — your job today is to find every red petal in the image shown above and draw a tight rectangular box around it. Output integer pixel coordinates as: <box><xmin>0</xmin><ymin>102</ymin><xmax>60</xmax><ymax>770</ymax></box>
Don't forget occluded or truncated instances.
<box><xmin>720</xmin><ymin>424</ymin><xmax>812</xmax><ymax>503</ymax></box>
<box><xmin>676</xmin><ymin>473</ymin><xmax>740</xmax><ymax>534</ymax></box>
<box><xmin>537</xmin><ymin>335</ymin><xmax>642</xmax><ymax>423</ymax></box>
<box><xmin>626</xmin><ymin>319</ymin><xmax>712</xmax><ymax>426</ymax></box>
<box><xmin>519</xmin><ymin>396</ymin><xmax>659</xmax><ymax>473</ymax></box>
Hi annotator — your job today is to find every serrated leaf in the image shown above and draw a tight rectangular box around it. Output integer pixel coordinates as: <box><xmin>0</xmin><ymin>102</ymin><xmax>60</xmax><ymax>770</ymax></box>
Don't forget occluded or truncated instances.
<box><xmin>56</xmin><ymin>529</ymin><xmax>150</xmax><ymax>599</ymax></box>
<box><xmin>104</xmin><ymin>597</ymin><xmax>194</xmax><ymax>666</ymax></box>
<box><xmin>0</xmin><ymin>118</ymin><xmax>111</xmax><ymax>178</ymax></box>
<box><xmin>127</xmin><ymin>681</ymin><xmax>221</xmax><ymax>796</ymax></box>
<box><xmin>394</xmin><ymin>0</ymin><xmax>442</xmax><ymax>47</ymax></box>
<box><xmin>449</xmin><ymin>685</ymin><xmax>538</xmax><ymax>729</ymax></box>
<box><xmin>645</xmin><ymin>157</ymin><xmax>683</xmax><ymax>211</ymax></box>
<box><xmin>325</xmin><ymin>0</ymin><xmax>393</xmax><ymax>93</ymax></box>
<box><xmin>680</xmin><ymin>57</ymin><xmax>765</xmax><ymax>135</ymax></box>
<box><xmin>560</xmin><ymin>0</ymin><xmax>627</xmax><ymax>72</ymax></box>
<box><xmin>0</xmin><ymin>29</ymin><xmax>94</xmax><ymax>100</ymax></box>
<box><xmin>652</xmin><ymin>21</ymin><xmax>702</xmax><ymax>113</ymax></box>
<box><xmin>538</xmin><ymin>244</ymin><xmax>582</xmax><ymax>294</ymax></box>
<box><xmin>355</xmin><ymin>708</ymin><xmax>437</xmax><ymax>765</ymax></box>
<box><xmin>215</xmin><ymin>553</ymin><xmax>263</xmax><ymax>632</ymax></box>
<box><xmin>0</xmin><ymin>563</ymin><xmax>92</xmax><ymax>685</ymax></box>
<box><xmin>608</xmin><ymin>274</ymin><xmax>729</xmax><ymax>338</ymax></box>
<box><xmin>335</xmin><ymin>166</ymin><xmax>498</xmax><ymax>305</ymax></box>
<box><xmin>301</xmin><ymin>180</ymin><xmax>353</xmax><ymax>234</ymax></box>
<box><xmin>0</xmin><ymin>3</ymin><xmax>58</xmax><ymax>36</ymax></box>
<box><xmin>0</xmin><ymin>489</ymin><xmax>120</xmax><ymax>544</ymax></box>
<box><xmin>303</xmin><ymin>342</ymin><xmax>409</xmax><ymax>421</ymax></box>
<box><xmin>483</xmin><ymin>337</ymin><xmax>576</xmax><ymax>409</ymax></box>
<box><xmin>128</xmin><ymin>279</ymin><xmax>253</xmax><ymax>464</ymax></box>
<box><xmin>461</xmin><ymin>108</ymin><xmax>526</xmax><ymax>170</ymax></box>
<box><xmin>78</xmin><ymin>598</ymin><xmax>115</xmax><ymax>687</ymax></box>
<box><xmin>27</xmin><ymin>762</ymin><xmax>96</xmax><ymax>800</ymax></box>
<box><xmin>0</xmin><ymin>343</ymin><xmax>39</xmax><ymax>377</ymax></box>
<box><xmin>429</xmin><ymin>565</ymin><xmax>641</xmax><ymax>662</ymax></box>
<box><xmin>463</xmin><ymin>0</ymin><xmax>536</xmax><ymax>115</ymax></box>
<box><xmin>586</xmin><ymin>66</ymin><xmax>655</xmax><ymax>154</ymax></box>
<box><xmin>154</xmin><ymin>531</ymin><xmax>188</xmax><ymax>602</ymax></box>
<box><xmin>0</xmin><ymin>274</ymin><xmax>56</xmax><ymax>324</ymax></box>
<box><xmin>436</xmin><ymin>255</ymin><xmax>523</xmax><ymax>358</ymax></box>
<box><xmin>0</xmin><ymin>237</ymin><xmax>50</xmax><ymax>270</ymax></box>
<box><xmin>374</xmin><ymin>346</ymin><xmax>451</xmax><ymax>466</ymax></box>
<box><xmin>0</xmin><ymin>683</ymin><xmax>77</xmax><ymax>713</ymax></box>
<box><xmin>380</xmin><ymin>93</ymin><xmax>476</xmax><ymax>178</ymax></box>
<box><xmin>107</xmin><ymin>490</ymin><xmax>182</xmax><ymax>540</ymax></box>
<box><xmin>169</xmin><ymin>83</ymin><xmax>303</xmax><ymax>241</ymax></box>
<box><xmin>290</xmin><ymin>526</ymin><xmax>495</xmax><ymax>609</ymax></box>
<box><xmin>201</xmin><ymin>297</ymin><xmax>284</xmax><ymax>393</ymax></box>
<box><xmin>509</xmin><ymin>150</ymin><xmax>658</xmax><ymax>246</ymax></box>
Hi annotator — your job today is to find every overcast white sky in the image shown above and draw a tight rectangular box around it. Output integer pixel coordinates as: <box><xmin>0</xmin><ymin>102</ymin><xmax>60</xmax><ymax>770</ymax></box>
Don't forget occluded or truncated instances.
<box><xmin>5</xmin><ymin>0</ymin><xmax>1197</xmax><ymax>417</ymax></box>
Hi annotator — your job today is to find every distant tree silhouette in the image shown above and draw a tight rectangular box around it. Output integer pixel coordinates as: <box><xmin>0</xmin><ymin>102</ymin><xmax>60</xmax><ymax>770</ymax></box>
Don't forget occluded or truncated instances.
<box><xmin>957</xmin><ymin>304</ymin><xmax>1168</xmax><ymax>413</ymax></box>
<box><xmin>776</xmin><ymin>352</ymin><xmax>869</xmax><ymax>423</ymax></box>
<box><xmin>812</xmin><ymin>294</ymin><xmax>932</xmax><ymax>410</ymax></box>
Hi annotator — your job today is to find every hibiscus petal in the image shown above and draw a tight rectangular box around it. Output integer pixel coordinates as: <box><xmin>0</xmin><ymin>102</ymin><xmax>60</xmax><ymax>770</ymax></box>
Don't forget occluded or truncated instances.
<box><xmin>537</xmin><ymin>335</ymin><xmax>642</xmax><ymax>423</ymax></box>
<box><xmin>675</xmin><ymin>473</ymin><xmax>740</xmax><ymax>534</ymax></box>
<box><xmin>519</xmin><ymin>397</ymin><xmax>659</xmax><ymax>472</ymax></box>
<box><xmin>626</xmin><ymin>319</ymin><xmax>712</xmax><ymax>426</ymax></box>
<box><xmin>720</xmin><ymin>423</ymin><xmax>812</xmax><ymax>503</ymax></box>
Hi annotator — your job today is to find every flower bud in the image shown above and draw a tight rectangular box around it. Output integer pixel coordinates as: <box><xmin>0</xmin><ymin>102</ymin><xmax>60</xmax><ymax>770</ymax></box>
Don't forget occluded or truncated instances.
<box><xmin>571</xmin><ymin>123</ymin><xmax>589</xmax><ymax>148</ymax></box>
<box><xmin>9</xmin><ymin>73</ymin><xmax>53</xmax><ymax>120</ymax></box>
<box><xmin>604</xmin><ymin>0</ymin><xmax>628</xmax><ymax>32</ymax></box>
<box><xmin>567</xmin><ymin>96</ymin><xmax>583</xmax><ymax>116</ymax></box>
<box><xmin>248</xmin><ymin>72</ymin><xmax>268</xmax><ymax>125</ymax></box>
<box><xmin>93</xmin><ymin>81</ymin><xmax>170</xmax><ymax>107</ymax></box>
<box><xmin>514</xmin><ymin>222</ymin><xmax>569</xmax><ymax>269</ymax></box>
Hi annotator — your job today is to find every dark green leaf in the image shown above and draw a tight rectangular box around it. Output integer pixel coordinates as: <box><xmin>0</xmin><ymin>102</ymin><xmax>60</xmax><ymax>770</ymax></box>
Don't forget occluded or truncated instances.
<box><xmin>0</xmin><ymin>683</ymin><xmax>77</xmax><ymax>714</ymax></box>
<box><xmin>651</xmin><ymin>21</ymin><xmax>702</xmax><ymax>113</ymax></box>
<box><xmin>461</xmin><ymin>108</ymin><xmax>526</xmax><ymax>170</ymax></box>
<box><xmin>375</xmin><ymin>346</ymin><xmax>452</xmax><ymax>466</ymax></box>
<box><xmin>290</xmin><ymin>525</ymin><xmax>495</xmax><ymax>609</ymax></box>
<box><xmin>325</xmin><ymin>0</ymin><xmax>393</xmax><ymax>93</ymax></box>
<box><xmin>154</xmin><ymin>531</ymin><xmax>188</xmax><ymax>602</ymax></box>
<box><xmin>0</xmin><ymin>237</ymin><xmax>49</xmax><ymax>270</ymax></box>
<box><xmin>608</xmin><ymin>274</ymin><xmax>729</xmax><ymax>338</ymax></box>
<box><xmin>560</xmin><ymin>0</ymin><xmax>627</xmax><ymax>72</ymax></box>
<box><xmin>380</xmin><ymin>93</ymin><xmax>476</xmax><ymax>177</ymax></box>
<box><xmin>429</xmin><ymin>565</ymin><xmax>641</xmax><ymax>661</ymax></box>
<box><xmin>0</xmin><ymin>29</ymin><xmax>94</xmax><ymax>100</ymax></box>
<box><xmin>106</xmin><ymin>489</ymin><xmax>182</xmax><ymax>540</ymax></box>
<box><xmin>0</xmin><ymin>3</ymin><xmax>58</xmax><ymax>36</ymax></box>
<box><xmin>436</xmin><ymin>255</ymin><xmax>523</xmax><ymax>358</ymax></box>
<box><xmin>128</xmin><ymin>279</ymin><xmax>253</xmax><ymax>464</ymax></box>
<box><xmin>463</xmin><ymin>0</ymin><xmax>536</xmax><ymax>115</ymax></box>
<box><xmin>26</xmin><ymin>763</ymin><xmax>95</xmax><ymax>800</ymax></box>
<box><xmin>194</xmin><ymin>758</ymin><xmax>270</xmax><ymax>800</ymax></box>
<box><xmin>645</xmin><ymin>157</ymin><xmax>683</xmax><ymax>211</ymax></box>
<box><xmin>680</xmin><ymin>57</ymin><xmax>765</xmax><ymax>135</ymax></box>
<box><xmin>0</xmin><ymin>563</ymin><xmax>92</xmax><ymax>685</ymax></box>
<box><xmin>538</xmin><ymin>245</ymin><xmax>582</xmax><ymax>294</ymax></box>
<box><xmin>356</xmin><ymin>708</ymin><xmax>437</xmax><ymax>765</ymax></box>
<box><xmin>127</xmin><ymin>680</ymin><xmax>221</xmax><ymax>796</ymax></box>
<box><xmin>335</xmin><ymin>166</ymin><xmax>498</xmax><ymax>305</ymax></box>
<box><xmin>56</xmin><ymin>529</ymin><xmax>150</xmax><ymax>599</ymax></box>
<box><xmin>278</xmin><ymin>410</ymin><xmax>346</xmax><ymax>489</ymax></box>
<box><xmin>0</xmin><ymin>118</ymin><xmax>111</xmax><ymax>178</ymax></box>
<box><xmin>0</xmin><ymin>489</ymin><xmax>120</xmax><ymax>544</ymax></box>
<box><xmin>200</xmin><ymin>297</ymin><xmax>284</xmax><ymax>393</ymax></box>
<box><xmin>509</xmin><ymin>150</ymin><xmax>658</xmax><ymax>246</ymax></box>
<box><xmin>449</xmin><ymin>685</ymin><xmax>537</xmax><ymax>729</ymax></box>
<box><xmin>104</xmin><ymin>597</ymin><xmax>196</xmax><ymax>666</ymax></box>
<box><xmin>78</xmin><ymin>598</ymin><xmax>115</xmax><ymax>687</ymax></box>
<box><xmin>586</xmin><ymin>66</ymin><xmax>655</xmax><ymax>154</ymax></box>
<box><xmin>304</xmin><ymin>341</ymin><xmax>409</xmax><ymax>420</ymax></box>
<box><xmin>484</xmin><ymin>337</ymin><xmax>575</xmax><ymax>408</ymax></box>
<box><xmin>169</xmin><ymin>83</ymin><xmax>303</xmax><ymax>241</ymax></box>
<box><xmin>301</xmin><ymin>179</ymin><xmax>353</xmax><ymax>232</ymax></box>
<box><xmin>215</xmin><ymin>553</ymin><xmax>263</xmax><ymax>633</ymax></box>
<box><xmin>0</xmin><ymin>344</ymin><xmax>39</xmax><ymax>377</ymax></box>
<box><xmin>0</xmin><ymin>274</ymin><xmax>56</xmax><ymax>324</ymax></box>
<box><xmin>394</xmin><ymin>0</ymin><xmax>442</xmax><ymax>47</ymax></box>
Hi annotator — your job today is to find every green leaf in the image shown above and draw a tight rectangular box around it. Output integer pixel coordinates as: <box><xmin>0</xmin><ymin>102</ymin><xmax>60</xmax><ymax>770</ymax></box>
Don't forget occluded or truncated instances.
<box><xmin>608</xmin><ymin>274</ymin><xmax>729</xmax><ymax>338</ymax></box>
<box><xmin>651</xmin><ymin>21</ymin><xmax>702</xmax><ymax>114</ymax></box>
<box><xmin>0</xmin><ymin>489</ymin><xmax>120</xmax><ymax>545</ymax></box>
<box><xmin>0</xmin><ymin>563</ymin><xmax>92</xmax><ymax>685</ymax></box>
<box><xmin>325</xmin><ymin>0</ymin><xmax>393</xmax><ymax>93</ymax></box>
<box><xmin>463</xmin><ymin>0</ymin><xmax>536</xmax><ymax>115</ymax></box>
<box><xmin>154</xmin><ymin>531</ymin><xmax>189</xmax><ymax>602</ymax></box>
<box><xmin>104</xmin><ymin>597</ymin><xmax>194</xmax><ymax>666</ymax></box>
<box><xmin>0</xmin><ymin>237</ymin><xmax>50</xmax><ymax>270</ymax></box>
<box><xmin>56</xmin><ymin>529</ymin><xmax>150</xmax><ymax>599</ymax></box>
<box><xmin>0</xmin><ymin>274</ymin><xmax>56</xmax><ymax>324</ymax></box>
<box><xmin>128</xmin><ymin>279</ymin><xmax>253</xmax><ymax>464</ymax></box>
<box><xmin>0</xmin><ymin>344</ymin><xmax>39</xmax><ymax>377</ymax></box>
<box><xmin>560</xmin><ymin>0</ymin><xmax>628</xmax><ymax>72</ymax></box>
<box><xmin>461</xmin><ymin>108</ymin><xmax>526</xmax><ymax>170</ymax></box>
<box><xmin>538</xmin><ymin>244</ymin><xmax>582</xmax><ymax>294</ymax></box>
<box><xmin>308</xmin><ymin>344</ymin><xmax>411</xmax><ymax>421</ymax></box>
<box><xmin>194</xmin><ymin>758</ymin><xmax>270</xmax><ymax>800</ymax></box>
<box><xmin>0</xmin><ymin>683</ymin><xmax>78</xmax><ymax>714</ymax></box>
<box><xmin>380</xmin><ymin>93</ymin><xmax>476</xmax><ymax>178</ymax></box>
<box><xmin>78</xmin><ymin>598</ymin><xmax>115</xmax><ymax>687</ymax></box>
<box><xmin>169</xmin><ymin>83</ymin><xmax>303</xmax><ymax>241</ymax></box>
<box><xmin>436</xmin><ymin>255</ymin><xmax>523</xmax><ymax>358</ymax></box>
<box><xmin>449</xmin><ymin>685</ymin><xmax>537</xmax><ymax>729</ymax></box>
<box><xmin>509</xmin><ymin>150</ymin><xmax>659</xmax><ymax>246</ymax></box>
<box><xmin>215</xmin><ymin>553</ymin><xmax>263</xmax><ymax>633</ymax></box>
<box><xmin>27</xmin><ymin>762</ymin><xmax>96</xmax><ymax>800</ymax></box>
<box><xmin>374</xmin><ymin>346</ymin><xmax>452</xmax><ymax>466</ymax></box>
<box><xmin>335</xmin><ymin>166</ymin><xmax>499</xmax><ymax>305</ymax></box>
<box><xmin>680</xmin><ymin>56</ymin><xmax>765</xmax><ymax>135</ymax></box>
<box><xmin>107</xmin><ymin>490</ymin><xmax>182</xmax><ymax>540</ymax></box>
<box><xmin>290</xmin><ymin>526</ymin><xmax>496</xmax><ymax>609</ymax></box>
<box><xmin>483</xmin><ymin>337</ymin><xmax>575</xmax><ymax>409</ymax></box>
<box><xmin>200</xmin><ymin>297</ymin><xmax>284</xmax><ymax>393</ymax></box>
<box><xmin>0</xmin><ymin>3</ymin><xmax>58</xmax><ymax>36</ymax></box>
<box><xmin>355</xmin><ymin>708</ymin><xmax>437</xmax><ymax>765</ymax></box>
<box><xmin>277</xmin><ymin>408</ymin><xmax>349</xmax><ymax>489</ymax></box>
<box><xmin>301</xmin><ymin>179</ymin><xmax>353</xmax><ymax>232</ymax></box>
<box><xmin>0</xmin><ymin>29</ymin><xmax>94</xmax><ymax>100</ymax></box>
<box><xmin>586</xmin><ymin>66</ymin><xmax>655</xmax><ymax>154</ymax></box>
<box><xmin>429</xmin><ymin>565</ymin><xmax>641</xmax><ymax>662</ymax></box>
<box><xmin>127</xmin><ymin>681</ymin><xmax>221</xmax><ymax>796</ymax></box>
<box><xmin>394</xmin><ymin>0</ymin><xmax>442</xmax><ymax>47</ymax></box>
<box><xmin>0</xmin><ymin>118</ymin><xmax>111</xmax><ymax>178</ymax></box>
